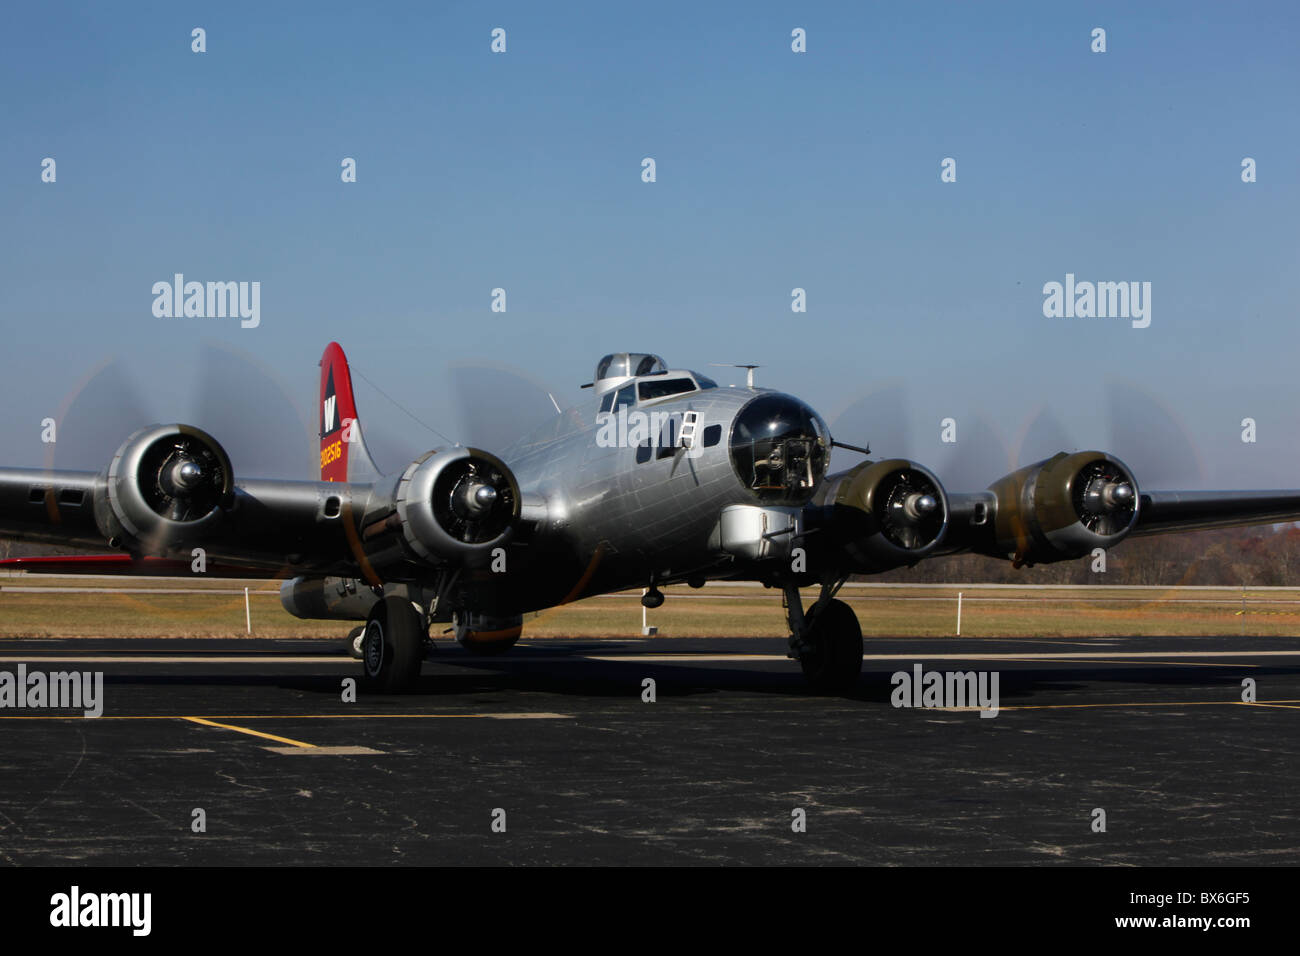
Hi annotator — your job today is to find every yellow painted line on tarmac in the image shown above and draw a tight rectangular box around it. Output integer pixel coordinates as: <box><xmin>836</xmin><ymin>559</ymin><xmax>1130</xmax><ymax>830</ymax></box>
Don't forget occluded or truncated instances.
<box><xmin>183</xmin><ymin>716</ymin><xmax>317</xmax><ymax>748</ymax></box>
<box><xmin>1244</xmin><ymin>702</ymin><xmax>1300</xmax><ymax>711</ymax></box>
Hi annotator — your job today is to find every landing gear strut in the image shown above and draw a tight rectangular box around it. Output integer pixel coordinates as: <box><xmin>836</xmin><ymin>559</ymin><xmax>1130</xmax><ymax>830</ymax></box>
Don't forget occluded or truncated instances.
<box><xmin>360</xmin><ymin>595</ymin><xmax>425</xmax><ymax>692</ymax></box>
<box><xmin>785</xmin><ymin>577</ymin><xmax>862</xmax><ymax>693</ymax></box>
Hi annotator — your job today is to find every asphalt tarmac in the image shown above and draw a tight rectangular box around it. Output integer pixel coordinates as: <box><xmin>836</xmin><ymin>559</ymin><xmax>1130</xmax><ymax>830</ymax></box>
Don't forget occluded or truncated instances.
<box><xmin>1</xmin><ymin>634</ymin><xmax>1297</xmax><ymax>865</ymax></box>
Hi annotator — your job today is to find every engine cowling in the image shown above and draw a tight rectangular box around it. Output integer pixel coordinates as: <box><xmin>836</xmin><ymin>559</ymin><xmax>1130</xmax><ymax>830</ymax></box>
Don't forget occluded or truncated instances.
<box><xmin>985</xmin><ymin>450</ymin><xmax>1139</xmax><ymax>564</ymax></box>
<box><xmin>393</xmin><ymin>447</ymin><xmax>520</xmax><ymax>565</ymax></box>
<box><xmin>822</xmin><ymin>458</ymin><xmax>950</xmax><ymax>570</ymax></box>
<box><xmin>94</xmin><ymin>424</ymin><xmax>234</xmax><ymax>554</ymax></box>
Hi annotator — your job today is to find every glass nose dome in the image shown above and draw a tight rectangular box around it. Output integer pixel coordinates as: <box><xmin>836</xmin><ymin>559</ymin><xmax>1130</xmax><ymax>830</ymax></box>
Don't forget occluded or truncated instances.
<box><xmin>729</xmin><ymin>394</ymin><xmax>829</xmax><ymax>504</ymax></box>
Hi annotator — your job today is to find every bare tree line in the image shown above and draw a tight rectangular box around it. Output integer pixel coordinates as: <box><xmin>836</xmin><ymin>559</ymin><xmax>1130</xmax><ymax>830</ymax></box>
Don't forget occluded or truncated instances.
<box><xmin>869</xmin><ymin>525</ymin><xmax>1300</xmax><ymax>587</ymax></box>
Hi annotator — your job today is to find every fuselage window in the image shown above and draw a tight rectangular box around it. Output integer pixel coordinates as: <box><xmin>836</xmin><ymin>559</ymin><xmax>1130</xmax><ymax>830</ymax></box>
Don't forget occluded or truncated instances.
<box><xmin>656</xmin><ymin>414</ymin><xmax>680</xmax><ymax>460</ymax></box>
<box><xmin>702</xmin><ymin>424</ymin><xmax>722</xmax><ymax>447</ymax></box>
<box><xmin>638</xmin><ymin>378</ymin><xmax>696</xmax><ymax>402</ymax></box>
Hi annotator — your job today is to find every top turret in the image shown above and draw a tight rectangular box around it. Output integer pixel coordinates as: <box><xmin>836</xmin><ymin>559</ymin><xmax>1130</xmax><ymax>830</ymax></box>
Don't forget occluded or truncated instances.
<box><xmin>592</xmin><ymin>353</ymin><xmax>667</xmax><ymax>395</ymax></box>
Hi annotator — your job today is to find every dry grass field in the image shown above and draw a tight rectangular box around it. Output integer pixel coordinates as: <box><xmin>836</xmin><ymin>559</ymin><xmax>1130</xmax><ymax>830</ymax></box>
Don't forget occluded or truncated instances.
<box><xmin>2</xmin><ymin>574</ymin><xmax>1300</xmax><ymax>641</ymax></box>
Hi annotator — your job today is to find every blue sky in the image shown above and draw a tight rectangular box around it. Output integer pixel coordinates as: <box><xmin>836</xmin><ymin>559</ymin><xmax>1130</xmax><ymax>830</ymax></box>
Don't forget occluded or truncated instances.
<box><xmin>2</xmin><ymin>1</ymin><xmax>1297</xmax><ymax>488</ymax></box>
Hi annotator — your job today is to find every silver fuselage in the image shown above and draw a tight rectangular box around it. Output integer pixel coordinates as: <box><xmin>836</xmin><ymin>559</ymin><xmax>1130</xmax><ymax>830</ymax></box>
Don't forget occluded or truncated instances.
<box><xmin>479</xmin><ymin>382</ymin><xmax>816</xmax><ymax>614</ymax></box>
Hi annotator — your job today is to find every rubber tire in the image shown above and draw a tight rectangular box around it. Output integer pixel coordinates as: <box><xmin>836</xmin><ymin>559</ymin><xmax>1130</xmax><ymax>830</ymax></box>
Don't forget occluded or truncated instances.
<box><xmin>346</xmin><ymin>626</ymin><xmax>365</xmax><ymax>660</ymax></box>
<box><xmin>361</xmin><ymin>596</ymin><xmax>424</xmax><ymax>692</ymax></box>
<box><xmin>798</xmin><ymin>598</ymin><xmax>863</xmax><ymax>693</ymax></box>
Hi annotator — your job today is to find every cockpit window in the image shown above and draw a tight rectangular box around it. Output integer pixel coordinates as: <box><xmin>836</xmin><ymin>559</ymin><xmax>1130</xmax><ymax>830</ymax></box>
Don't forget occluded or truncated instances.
<box><xmin>613</xmin><ymin>384</ymin><xmax>636</xmax><ymax>411</ymax></box>
<box><xmin>635</xmin><ymin>355</ymin><xmax>660</xmax><ymax>375</ymax></box>
<box><xmin>694</xmin><ymin>375</ymin><xmax>718</xmax><ymax>389</ymax></box>
<box><xmin>599</xmin><ymin>390</ymin><xmax>615</xmax><ymax>413</ymax></box>
<box><xmin>638</xmin><ymin>378</ymin><xmax>696</xmax><ymax>402</ymax></box>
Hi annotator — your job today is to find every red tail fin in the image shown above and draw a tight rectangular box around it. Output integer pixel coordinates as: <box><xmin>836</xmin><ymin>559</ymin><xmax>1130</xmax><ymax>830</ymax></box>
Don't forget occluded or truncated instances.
<box><xmin>319</xmin><ymin>342</ymin><xmax>380</xmax><ymax>482</ymax></box>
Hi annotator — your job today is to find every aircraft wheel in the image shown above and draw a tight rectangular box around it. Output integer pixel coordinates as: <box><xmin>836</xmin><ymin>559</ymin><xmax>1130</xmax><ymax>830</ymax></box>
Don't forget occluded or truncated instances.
<box><xmin>361</xmin><ymin>597</ymin><xmax>424</xmax><ymax>692</ymax></box>
<box><xmin>798</xmin><ymin>598</ymin><xmax>863</xmax><ymax>693</ymax></box>
<box><xmin>346</xmin><ymin>626</ymin><xmax>365</xmax><ymax>660</ymax></box>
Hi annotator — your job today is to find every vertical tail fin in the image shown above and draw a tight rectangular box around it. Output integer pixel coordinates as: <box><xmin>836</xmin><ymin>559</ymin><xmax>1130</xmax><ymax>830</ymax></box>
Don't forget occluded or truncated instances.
<box><xmin>319</xmin><ymin>342</ymin><xmax>382</xmax><ymax>483</ymax></box>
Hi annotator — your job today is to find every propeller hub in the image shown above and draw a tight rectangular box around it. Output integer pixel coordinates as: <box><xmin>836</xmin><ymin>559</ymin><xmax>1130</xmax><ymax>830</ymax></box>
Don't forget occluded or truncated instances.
<box><xmin>173</xmin><ymin>459</ymin><xmax>203</xmax><ymax>490</ymax></box>
<box><xmin>895</xmin><ymin>492</ymin><xmax>938</xmax><ymax>522</ymax></box>
<box><xmin>453</xmin><ymin>477</ymin><xmax>502</xmax><ymax>519</ymax></box>
<box><xmin>1107</xmin><ymin>482</ymin><xmax>1134</xmax><ymax>508</ymax></box>
<box><xmin>1085</xmin><ymin>477</ymin><xmax>1136</xmax><ymax>514</ymax></box>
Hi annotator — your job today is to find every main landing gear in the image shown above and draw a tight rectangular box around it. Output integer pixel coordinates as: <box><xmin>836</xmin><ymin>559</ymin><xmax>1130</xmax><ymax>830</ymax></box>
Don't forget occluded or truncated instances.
<box><xmin>785</xmin><ymin>577</ymin><xmax>863</xmax><ymax>693</ymax></box>
<box><xmin>360</xmin><ymin>595</ymin><xmax>425</xmax><ymax>692</ymax></box>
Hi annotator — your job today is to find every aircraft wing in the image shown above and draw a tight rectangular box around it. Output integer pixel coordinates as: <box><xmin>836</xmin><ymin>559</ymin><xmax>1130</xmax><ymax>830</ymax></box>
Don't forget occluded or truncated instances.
<box><xmin>816</xmin><ymin>452</ymin><xmax>1300</xmax><ymax>572</ymax></box>
<box><xmin>1130</xmin><ymin>490</ymin><xmax>1300</xmax><ymax>536</ymax></box>
<box><xmin>946</xmin><ymin>488</ymin><xmax>1300</xmax><ymax>541</ymax></box>
<box><xmin>0</xmin><ymin>345</ymin><xmax>527</xmax><ymax>584</ymax></box>
<box><xmin>0</xmin><ymin>464</ymin><xmax>377</xmax><ymax>578</ymax></box>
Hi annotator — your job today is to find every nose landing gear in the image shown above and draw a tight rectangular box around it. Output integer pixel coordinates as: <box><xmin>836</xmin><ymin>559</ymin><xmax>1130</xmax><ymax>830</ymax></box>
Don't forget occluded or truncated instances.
<box><xmin>785</xmin><ymin>577</ymin><xmax>863</xmax><ymax>693</ymax></box>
